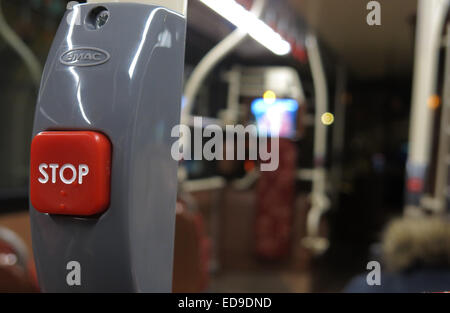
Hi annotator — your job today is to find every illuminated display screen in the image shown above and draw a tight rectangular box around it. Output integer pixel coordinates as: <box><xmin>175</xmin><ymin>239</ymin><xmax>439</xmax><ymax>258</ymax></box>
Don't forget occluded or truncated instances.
<box><xmin>251</xmin><ymin>98</ymin><xmax>299</xmax><ymax>138</ymax></box>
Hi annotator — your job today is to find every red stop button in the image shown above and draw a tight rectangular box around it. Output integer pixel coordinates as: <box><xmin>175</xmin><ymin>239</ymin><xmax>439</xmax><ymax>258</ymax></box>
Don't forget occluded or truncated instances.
<box><xmin>30</xmin><ymin>131</ymin><xmax>111</xmax><ymax>216</ymax></box>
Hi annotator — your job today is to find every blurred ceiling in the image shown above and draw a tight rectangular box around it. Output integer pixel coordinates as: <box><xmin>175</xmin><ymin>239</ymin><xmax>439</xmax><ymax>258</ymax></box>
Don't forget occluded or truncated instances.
<box><xmin>187</xmin><ymin>0</ymin><xmax>418</xmax><ymax>79</ymax></box>
<box><xmin>186</xmin><ymin>0</ymin><xmax>278</xmax><ymax>60</ymax></box>
<box><xmin>288</xmin><ymin>0</ymin><xmax>418</xmax><ymax>78</ymax></box>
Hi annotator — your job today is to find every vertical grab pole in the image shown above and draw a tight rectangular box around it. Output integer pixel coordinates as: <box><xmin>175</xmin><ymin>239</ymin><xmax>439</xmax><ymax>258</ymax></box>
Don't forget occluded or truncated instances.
<box><xmin>405</xmin><ymin>0</ymin><xmax>449</xmax><ymax>215</ymax></box>
<box><xmin>303</xmin><ymin>33</ymin><xmax>330</xmax><ymax>254</ymax></box>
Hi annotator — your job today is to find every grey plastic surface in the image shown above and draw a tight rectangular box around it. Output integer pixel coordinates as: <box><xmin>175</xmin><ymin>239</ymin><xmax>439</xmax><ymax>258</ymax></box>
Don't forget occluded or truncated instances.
<box><xmin>29</xmin><ymin>2</ymin><xmax>186</xmax><ymax>292</ymax></box>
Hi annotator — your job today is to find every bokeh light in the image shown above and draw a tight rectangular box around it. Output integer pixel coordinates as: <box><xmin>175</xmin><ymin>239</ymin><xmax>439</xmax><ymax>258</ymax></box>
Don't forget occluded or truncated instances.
<box><xmin>263</xmin><ymin>90</ymin><xmax>276</xmax><ymax>104</ymax></box>
<box><xmin>321</xmin><ymin>112</ymin><xmax>334</xmax><ymax>125</ymax></box>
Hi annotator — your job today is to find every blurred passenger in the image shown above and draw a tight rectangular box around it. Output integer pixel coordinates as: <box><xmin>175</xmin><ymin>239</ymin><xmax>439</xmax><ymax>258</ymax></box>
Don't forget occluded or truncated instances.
<box><xmin>344</xmin><ymin>216</ymin><xmax>450</xmax><ymax>293</ymax></box>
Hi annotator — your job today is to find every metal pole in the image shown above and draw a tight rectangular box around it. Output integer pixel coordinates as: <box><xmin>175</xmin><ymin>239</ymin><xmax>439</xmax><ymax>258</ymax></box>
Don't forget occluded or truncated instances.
<box><xmin>405</xmin><ymin>0</ymin><xmax>449</xmax><ymax>215</ymax></box>
<box><xmin>182</xmin><ymin>0</ymin><xmax>266</xmax><ymax>125</ymax></box>
<box><xmin>303</xmin><ymin>33</ymin><xmax>330</xmax><ymax>254</ymax></box>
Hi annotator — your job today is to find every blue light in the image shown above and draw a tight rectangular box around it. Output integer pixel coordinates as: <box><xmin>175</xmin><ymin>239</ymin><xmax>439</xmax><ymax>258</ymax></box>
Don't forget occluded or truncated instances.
<box><xmin>251</xmin><ymin>98</ymin><xmax>299</xmax><ymax>115</ymax></box>
<box><xmin>251</xmin><ymin>98</ymin><xmax>299</xmax><ymax>138</ymax></box>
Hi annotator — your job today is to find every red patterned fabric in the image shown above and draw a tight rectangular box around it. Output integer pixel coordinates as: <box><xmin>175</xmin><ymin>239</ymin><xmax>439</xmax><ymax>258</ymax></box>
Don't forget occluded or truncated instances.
<box><xmin>192</xmin><ymin>213</ymin><xmax>211</xmax><ymax>291</ymax></box>
<box><xmin>255</xmin><ymin>139</ymin><xmax>297</xmax><ymax>259</ymax></box>
<box><xmin>175</xmin><ymin>200</ymin><xmax>210</xmax><ymax>292</ymax></box>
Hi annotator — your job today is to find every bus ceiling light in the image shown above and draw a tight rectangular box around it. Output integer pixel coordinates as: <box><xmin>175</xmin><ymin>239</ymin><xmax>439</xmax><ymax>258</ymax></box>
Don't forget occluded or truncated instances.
<box><xmin>199</xmin><ymin>0</ymin><xmax>291</xmax><ymax>56</ymax></box>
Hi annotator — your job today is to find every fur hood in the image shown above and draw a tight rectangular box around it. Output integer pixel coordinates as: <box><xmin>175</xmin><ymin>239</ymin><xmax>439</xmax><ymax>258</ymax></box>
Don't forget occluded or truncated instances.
<box><xmin>382</xmin><ymin>216</ymin><xmax>450</xmax><ymax>272</ymax></box>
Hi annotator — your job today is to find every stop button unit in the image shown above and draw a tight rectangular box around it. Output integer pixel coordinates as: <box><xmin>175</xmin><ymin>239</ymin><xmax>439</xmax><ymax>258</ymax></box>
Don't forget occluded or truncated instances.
<box><xmin>30</xmin><ymin>131</ymin><xmax>111</xmax><ymax>216</ymax></box>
